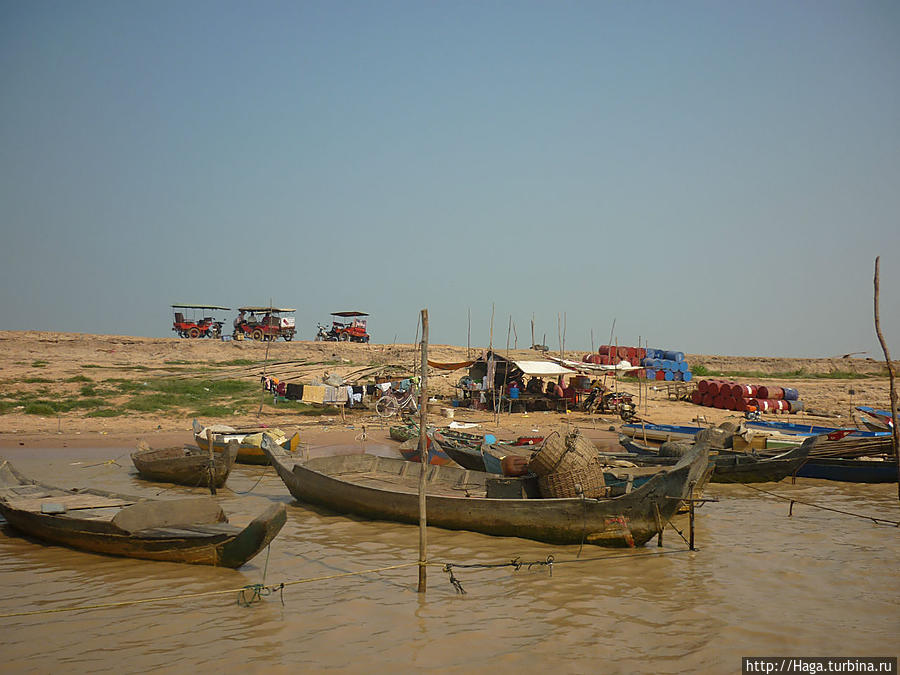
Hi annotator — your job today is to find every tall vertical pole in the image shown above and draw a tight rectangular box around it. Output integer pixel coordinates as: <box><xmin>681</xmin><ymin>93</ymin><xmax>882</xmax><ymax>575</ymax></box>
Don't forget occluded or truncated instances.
<box><xmin>467</xmin><ymin>307</ymin><xmax>471</xmax><ymax>359</ymax></box>
<box><xmin>417</xmin><ymin>309</ymin><xmax>429</xmax><ymax>592</ymax></box>
<box><xmin>873</xmin><ymin>258</ymin><xmax>900</xmax><ymax>500</ymax></box>
<box><xmin>206</xmin><ymin>428</ymin><xmax>216</xmax><ymax>496</ymax></box>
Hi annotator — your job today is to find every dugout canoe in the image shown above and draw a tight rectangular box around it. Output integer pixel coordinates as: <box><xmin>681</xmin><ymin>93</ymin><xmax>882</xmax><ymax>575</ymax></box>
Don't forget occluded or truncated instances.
<box><xmin>619</xmin><ymin>434</ymin><xmax>815</xmax><ymax>484</ymax></box>
<box><xmin>0</xmin><ymin>458</ymin><xmax>286</xmax><ymax>567</ymax></box>
<box><xmin>262</xmin><ymin>435</ymin><xmax>710</xmax><ymax>548</ymax></box>
<box><xmin>131</xmin><ymin>439</ymin><xmax>239</xmax><ymax>488</ymax></box>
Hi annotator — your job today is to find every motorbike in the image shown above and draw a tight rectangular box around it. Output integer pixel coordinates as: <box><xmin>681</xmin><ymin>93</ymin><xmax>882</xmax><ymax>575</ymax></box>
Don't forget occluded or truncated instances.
<box><xmin>583</xmin><ymin>388</ymin><xmax>636</xmax><ymax>421</ymax></box>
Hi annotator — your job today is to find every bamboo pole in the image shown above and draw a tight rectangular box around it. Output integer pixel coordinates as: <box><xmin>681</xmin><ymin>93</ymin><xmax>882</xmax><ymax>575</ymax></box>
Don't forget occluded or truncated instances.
<box><xmin>467</xmin><ymin>307</ymin><xmax>471</xmax><ymax>359</ymax></box>
<box><xmin>531</xmin><ymin>314</ymin><xmax>535</xmax><ymax>348</ymax></box>
<box><xmin>417</xmin><ymin>309</ymin><xmax>429</xmax><ymax>592</ymax></box>
<box><xmin>206</xmin><ymin>428</ymin><xmax>216</xmax><ymax>496</ymax></box>
<box><xmin>489</xmin><ymin>303</ymin><xmax>494</xmax><ymax>350</ymax></box>
<box><xmin>873</xmin><ymin>257</ymin><xmax>900</xmax><ymax>500</ymax></box>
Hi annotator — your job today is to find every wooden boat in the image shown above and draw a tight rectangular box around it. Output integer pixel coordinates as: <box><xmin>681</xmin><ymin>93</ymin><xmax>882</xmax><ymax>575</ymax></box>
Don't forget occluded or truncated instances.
<box><xmin>794</xmin><ymin>457</ymin><xmax>897</xmax><ymax>483</ymax></box>
<box><xmin>397</xmin><ymin>434</ymin><xmax>455</xmax><ymax>466</ymax></box>
<box><xmin>855</xmin><ymin>406</ymin><xmax>895</xmax><ymax>432</ymax></box>
<box><xmin>0</xmin><ymin>459</ymin><xmax>286</xmax><ymax>567</ymax></box>
<box><xmin>131</xmin><ymin>440</ymin><xmax>239</xmax><ymax>488</ymax></box>
<box><xmin>193</xmin><ymin>419</ymin><xmax>300</xmax><ymax>465</ymax></box>
<box><xmin>709</xmin><ymin>439</ymin><xmax>814</xmax><ymax>483</ymax></box>
<box><xmin>261</xmin><ymin>435</ymin><xmax>710</xmax><ymax>548</ymax></box>
<box><xmin>389</xmin><ymin>423</ymin><xmax>419</xmax><ymax>442</ymax></box>
<box><xmin>620</xmin><ymin>422</ymin><xmax>703</xmax><ymax>443</ymax></box>
<box><xmin>619</xmin><ymin>434</ymin><xmax>815</xmax><ymax>484</ymax></box>
<box><xmin>743</xmin><ymin>419</ymin><xmax>888</xmax><ymax>439</ymax></box>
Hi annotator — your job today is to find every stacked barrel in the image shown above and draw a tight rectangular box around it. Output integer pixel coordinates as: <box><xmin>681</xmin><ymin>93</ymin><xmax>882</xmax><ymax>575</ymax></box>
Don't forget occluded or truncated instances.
<box><xmin>583</xmin><ymin>345</ymin><xmax>647</xmax><ymax>378</ymax></box>
<box><xmin>691</xmin><ymin>380</ymin><xmax>803</xmax><ymax>413</ymax></box>
<box><xmin>641</xmin><ymin>348</ymin><xmax>693</xmax><ymax>382</ymax></box>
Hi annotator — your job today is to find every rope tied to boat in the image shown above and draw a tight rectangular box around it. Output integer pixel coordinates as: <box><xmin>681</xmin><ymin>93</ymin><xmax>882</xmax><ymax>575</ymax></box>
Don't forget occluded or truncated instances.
<box><xmin>237</xmin><ymin>583</ymin><xmax>284</xmax><ymax>607</ymax></box>
<box><xmin>442</xmin><ymin>565</ymin><xmax>466</xmax><ymax>594</ymax></box>
<box><xmin>739</xmin><ymin>483</ymin><xmax>900</xmax><ymax>526</ymax></box>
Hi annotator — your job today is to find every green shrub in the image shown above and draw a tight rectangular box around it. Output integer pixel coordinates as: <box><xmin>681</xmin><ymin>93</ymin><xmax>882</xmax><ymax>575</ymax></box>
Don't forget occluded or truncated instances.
<box><xmin>25</xmin><ymin>402</ymin><xmax>56</xmax><ymax>415</ymax></box>
<box><xmin>66</xmin><ymin>375</ymin><xmax>93</xmax><ymax>383</ymax></box>
<box><xmin>86</xmin><ymin>408</ymin><xmax>125</xmax><ymax>418</ymax></box>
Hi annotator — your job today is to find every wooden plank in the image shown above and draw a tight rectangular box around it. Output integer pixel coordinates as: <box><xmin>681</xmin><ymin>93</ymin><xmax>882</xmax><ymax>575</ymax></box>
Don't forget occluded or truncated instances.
<box><xmin>4</xmin><ymin>495</ymin><xmax>134</xmax><ymax>512</ymax></box>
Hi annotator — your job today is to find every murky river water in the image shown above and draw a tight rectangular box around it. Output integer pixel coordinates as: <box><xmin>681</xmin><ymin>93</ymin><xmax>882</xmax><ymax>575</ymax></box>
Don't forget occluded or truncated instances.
<box><xmin>1</xmin><ymin>443</ymin><xmax>898</xmax><ymax>674</ymax></box>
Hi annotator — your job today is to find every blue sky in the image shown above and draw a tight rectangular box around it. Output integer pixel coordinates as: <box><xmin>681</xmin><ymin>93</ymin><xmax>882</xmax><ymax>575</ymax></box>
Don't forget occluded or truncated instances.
<box><xmin>1</xmin><ymin>1</ymin><xmax>898</xmax><ymax>357</ymax></box>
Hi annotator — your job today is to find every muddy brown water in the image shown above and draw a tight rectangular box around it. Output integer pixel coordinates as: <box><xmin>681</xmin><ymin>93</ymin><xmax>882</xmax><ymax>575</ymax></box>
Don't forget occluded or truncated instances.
<box><xmin>1</xmin><ymin>443</ymin><xmax>898</xmax><ymax>674</ymax></box>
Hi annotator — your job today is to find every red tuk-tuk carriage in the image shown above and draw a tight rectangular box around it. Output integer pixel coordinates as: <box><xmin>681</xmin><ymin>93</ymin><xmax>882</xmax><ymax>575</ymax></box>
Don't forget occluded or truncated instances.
<box><xmin>171</xmin><ymin>304</ymin><xmax>230</xmax><ymax>339</ymax></box>
<box><xmin>315</xmin><ymin>311</ymin><xmax>370</xmax><ymax>343</ymax></box>
<box><xmin>233</xmin><ymin>306</ymin><xmax>297</xmax><ymax>341</ymax></box>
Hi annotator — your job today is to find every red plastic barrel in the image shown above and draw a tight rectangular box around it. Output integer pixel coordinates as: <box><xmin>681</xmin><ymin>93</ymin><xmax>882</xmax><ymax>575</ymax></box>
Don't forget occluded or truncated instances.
<box><xmin>708</xmin><ymin>381</ymin><xmax>721</xmax><ymax>396</ymax></box>
<box><xmin>598</xmin><ymin>345</ymin><xmax>611</xmax><ymax>356</ymax></box>
<box><xmin>691</xmin><ymin>391</ymin><xmax>703</xmax><ymax>404</ymax></box>
<box><xmin>698</xmin><ymin>379</ymin><xmax>709</xmax><ymax>394</ymax></box>
<box><xmin>655</xmin><ymin>370</ymin><xmax>666</xmax><ymax>380</ymax></box>
<box><xmin>617</xmin><ymin>346</ymin><xmax>629</xmax><ymax>359</ymax></box>
<box><xmin>758</xmin><ymin>386</ymin><xmax>784</xmax><ymax>400</ymax></box>
<box><xmin>774</xmin><ymin>399</ymin><xmax>790</xmax><ymax>412</ymax></box>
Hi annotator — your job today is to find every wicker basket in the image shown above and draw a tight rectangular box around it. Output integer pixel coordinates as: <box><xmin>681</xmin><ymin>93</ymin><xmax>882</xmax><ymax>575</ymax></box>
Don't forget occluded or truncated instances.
<box><xmin>537</xmin><ymin>461</ymin><xmax>608</xmax><ymax>499</ymax></box>
<box><xmin>528</xmin><ymin>429</ymin><xmax>599</xmax><ymax>476</ymax></box>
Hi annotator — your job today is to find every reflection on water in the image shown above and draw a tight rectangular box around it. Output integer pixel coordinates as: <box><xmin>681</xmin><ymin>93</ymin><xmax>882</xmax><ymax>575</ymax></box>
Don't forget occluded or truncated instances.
<box><xmin>1</xmin><ymin>447</ymin><xmax>898</xmax><ymax>673</ymax></box>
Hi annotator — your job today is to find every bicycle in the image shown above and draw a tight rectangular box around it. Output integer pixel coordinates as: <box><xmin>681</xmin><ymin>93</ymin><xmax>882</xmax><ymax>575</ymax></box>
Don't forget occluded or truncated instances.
<box><xmin>375</xmin><ymin>388</ymin><xmax>419</xmax><ymax>418</ymax></box>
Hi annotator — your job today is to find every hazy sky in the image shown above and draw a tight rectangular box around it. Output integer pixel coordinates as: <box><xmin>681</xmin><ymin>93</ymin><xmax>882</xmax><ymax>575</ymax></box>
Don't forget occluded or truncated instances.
<box><xmin>2</xmin><ymin>1</ymin><xmax>898</xmax><ymax>358</ymax></box>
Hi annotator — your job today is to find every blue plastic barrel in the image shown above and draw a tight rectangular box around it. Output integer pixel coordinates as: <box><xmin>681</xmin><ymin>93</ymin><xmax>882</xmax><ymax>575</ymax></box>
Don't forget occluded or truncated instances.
<box><xmin>646</xmin><ymin>369</ymin><xmax>657</xmax><ymax>380</ymax></box>
<box><xmin>645</xmin><ymin>348</ymin><xmax>659</xmax><ymax>359</ymax></box>
<box><xmin>783</xmin><ymin>387</ymin><xmax>799</xmax><ymax>401</ymax></box>
<box><xmin>683</xmin><ymin>371</ymin><xmax>693</xmax><ymax>382</ymax></box>
<box><xmin>664</xmin><ymin>370</ymin><xmax>675</xmax><ymax>381</ymax></box>
<box><xmin>679</xmin><ymin>361</ymin><xmax>690</xmax><ymax>373</ymax></box>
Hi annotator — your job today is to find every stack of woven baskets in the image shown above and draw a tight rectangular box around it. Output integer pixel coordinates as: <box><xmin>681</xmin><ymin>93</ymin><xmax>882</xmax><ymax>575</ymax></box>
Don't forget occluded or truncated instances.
<box><xmin>528</xmin><ymin>430</ymin><xmax>608</xmax><ymax>498</ymax></box>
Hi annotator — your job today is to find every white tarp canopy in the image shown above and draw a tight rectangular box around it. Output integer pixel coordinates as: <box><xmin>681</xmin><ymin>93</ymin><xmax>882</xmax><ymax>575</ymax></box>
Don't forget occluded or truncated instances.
<box><xmin>544</xmin><ymin>355</ymin><xmax>642</xmax><ymax>373</ymax></box>
<box><xmin>512</xmin><ymin>360</ymin><xmax>578</xmax><ymax>376</ymax></box>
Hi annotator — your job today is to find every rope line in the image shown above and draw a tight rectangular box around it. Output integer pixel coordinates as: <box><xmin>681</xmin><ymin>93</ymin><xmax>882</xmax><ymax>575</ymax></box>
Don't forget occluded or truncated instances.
<box><xmin>0</xmin><ymin>549</ymin><xmax>693</xmax><ymax>619</ymax></box>
<box><xmin>736</xmin><ymin>483</ymin><xmax>900</xmax><ymax>526</ymax></box>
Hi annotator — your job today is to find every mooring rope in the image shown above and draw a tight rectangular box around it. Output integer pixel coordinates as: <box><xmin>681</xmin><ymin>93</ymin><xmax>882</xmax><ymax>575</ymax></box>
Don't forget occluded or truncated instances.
<box><xmin>736</xmin><ymin>483</ymin><xmax>900</xmax><ymax>526</ymax></box>
<box><xmin>0</xmin><ymin>547</ymin><xmax>697</xmax><ymax>618</ymax></box>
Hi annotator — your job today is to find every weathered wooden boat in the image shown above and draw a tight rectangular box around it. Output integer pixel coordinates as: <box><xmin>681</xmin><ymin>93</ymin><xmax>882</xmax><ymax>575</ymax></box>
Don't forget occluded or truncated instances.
<box><xmin>855</xmin><ymin>406</ymin><xmax>895</xmax><ymax>432</ymax></box>
<box><xmin>131</xmin><ymin>440</ymin><xmax>239</xmax><ymax>488</ymax></box>
<box><xmin>0</xmin><ymin>459</ymin><xmax>286</xmax><ymax>567</ymax></box>
<box><xmin>794</xmin><ymin>457</ymin><xmax>897</xmax><ymax>483</ymax></box>
<box><xmin>397</xmin><ymin>434</ymin><xmax>455</xmax><ymax>466</ymax></box>
<box><xmin>389</xmin><ymin>423</ymin><xmax>419</xmax><ymax>442</ymax></box>
<box><xmin>431</xmin><ymin>434</ymin><xmax>509</xmax><ymax>474</ymax></box>
<box><xmin>619</xmin><ymin>434</ymin><xmax>815</xmax><ymax>484</ymax></box>
<box><xmin>620</xmin><ymin>422</ymin><xmax>703</xmax><ymax>443</ymax></box>
<box><xmin>193</xmin><ymin>419</ymin><xmax>300</xmax><ymax>465</ymax></box>
<box><xmin>709</xmin><ymin>439</ymin><xmax>814</xmax><ymax>483</ymax></box>
<box><xmin>262</xmin><ymin>435</ymin><xmax>710</xmax><ymax>548</ymax></box>
<box><xmin>743</xmin><ymin>419</ymin><xmax>888</xmax><ymax>439</ymax></box>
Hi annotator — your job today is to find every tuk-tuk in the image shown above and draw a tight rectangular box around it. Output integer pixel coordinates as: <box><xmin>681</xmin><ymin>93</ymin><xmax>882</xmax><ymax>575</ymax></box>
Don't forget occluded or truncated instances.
<box><xmin>233</xmin><ymin>306</ymin><xmax>297</xmax><ymax>341</ymax></box>
<box><xmin>171</xmin><ymin>304</ymin><xmax>230</xmax><ymax>339</ymax></box>
<box><xmin>315</xmin><ymin>311</ymin><xmax>370</xmax><ymax>343</ymax></box>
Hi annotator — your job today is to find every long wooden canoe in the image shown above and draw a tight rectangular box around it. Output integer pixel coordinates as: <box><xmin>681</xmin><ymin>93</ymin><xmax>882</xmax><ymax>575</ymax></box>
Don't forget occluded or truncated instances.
<box><xmin>131</xmin><ymin>440</ymin><xmax>239</xmax><ymax>488</ymax></box>
<box><xmin>619</xmin><ymin>434</ymin><xmax>815</xmax><ymax>484</ymax></box>
<box><xmin>0</xmin><ymin>459</ymin><xmax>286</xmax><ymax>567</ymax></box>
<box><xmin>262</xmin><ymin>435</ymin><xmax>710</xmax><ymax>548</ymax></box>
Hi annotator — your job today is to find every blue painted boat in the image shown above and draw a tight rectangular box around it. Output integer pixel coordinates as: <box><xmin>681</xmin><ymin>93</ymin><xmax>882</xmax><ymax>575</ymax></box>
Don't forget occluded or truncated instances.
<box><xmin>620</xmin><ymin>423</ymin><xmax>703</xmax><ymax>443</ymax></box>
<box><xmin>794</xmin><ymin>458</ymin><xmax>897</xmax><ymax>483</ymax></box>
<box><xmin>855</xmin><ymin>406</ymin><xmax>895</xmax><ymax>432</ymax></box>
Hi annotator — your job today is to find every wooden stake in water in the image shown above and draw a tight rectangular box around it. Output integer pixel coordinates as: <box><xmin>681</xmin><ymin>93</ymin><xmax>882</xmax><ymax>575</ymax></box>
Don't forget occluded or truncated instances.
<box><xmin>206</xmin><ymin>428</ymin><xmax>216</xmax><ymax>496</ymax></box>
<box><xmin>417</xmin><ymin>309</ymin><xmax>429</xmax><ymax>592</ymax></box>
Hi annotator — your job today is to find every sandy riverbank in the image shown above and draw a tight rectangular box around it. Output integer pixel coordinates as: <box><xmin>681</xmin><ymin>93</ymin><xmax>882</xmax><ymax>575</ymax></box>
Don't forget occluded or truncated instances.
<box><xmin>0</xmin><ymin>330</ymin><xmax>893</xmax><ymax>449</ymax></box>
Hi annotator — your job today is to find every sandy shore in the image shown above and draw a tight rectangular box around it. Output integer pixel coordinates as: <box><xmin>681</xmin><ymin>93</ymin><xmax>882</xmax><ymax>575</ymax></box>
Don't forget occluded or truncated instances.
<box><xmin>1</xmin><ymin>330</ymin><xmax>893</xmax><ymax>449</ymax></box>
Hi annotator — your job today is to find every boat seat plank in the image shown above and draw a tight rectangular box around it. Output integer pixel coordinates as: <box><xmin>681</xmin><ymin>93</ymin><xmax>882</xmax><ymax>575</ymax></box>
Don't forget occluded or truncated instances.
<box><xmin>135</xmin><ymin>526</ymin><xmax>230</xmax><ymax>539</ymax></box>
<box><xmin>4</xmin><ymin>495</ymin><xmax>134</xmax><ymax>512</ymax></box>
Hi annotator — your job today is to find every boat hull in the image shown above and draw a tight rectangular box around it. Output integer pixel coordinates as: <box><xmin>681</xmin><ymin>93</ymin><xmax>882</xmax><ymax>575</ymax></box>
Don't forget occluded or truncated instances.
<box><xmin>263</xmin><ymin>439</ymin><xmax>709</xmax><ymax>548</ymax></box>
